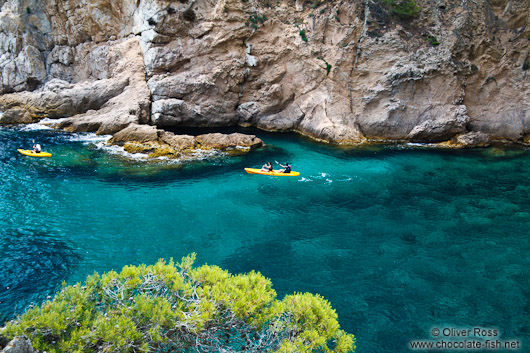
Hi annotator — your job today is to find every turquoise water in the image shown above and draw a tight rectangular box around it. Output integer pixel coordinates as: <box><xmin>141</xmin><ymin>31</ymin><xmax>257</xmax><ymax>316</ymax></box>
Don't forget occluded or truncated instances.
<box><xmin>1</xmin><ymin>125</ymin><xmax>530</xmax><ymax>352</ymax></box>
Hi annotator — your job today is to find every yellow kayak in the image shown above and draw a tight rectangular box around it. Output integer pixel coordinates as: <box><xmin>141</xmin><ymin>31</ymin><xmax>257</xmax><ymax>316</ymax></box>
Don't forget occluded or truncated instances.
<box><xmin>18</xmin><ymin>149</ymin><xmax>52</xmax><ymax>157</ymax></box>
<box><xmin>244</xmin><ymin>168</ymin><xmax>300</xmax><ymax>176</ymax></box>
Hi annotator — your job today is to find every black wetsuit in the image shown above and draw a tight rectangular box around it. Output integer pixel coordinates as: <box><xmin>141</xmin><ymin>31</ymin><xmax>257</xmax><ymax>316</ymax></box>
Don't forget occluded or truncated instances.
<box><xmin>283</xmin><ymin>165</ymin><xmax>291</xmax><ymax>173</ymax></box>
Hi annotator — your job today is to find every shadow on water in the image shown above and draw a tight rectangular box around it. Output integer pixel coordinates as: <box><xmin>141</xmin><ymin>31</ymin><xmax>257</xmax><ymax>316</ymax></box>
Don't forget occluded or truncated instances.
<box><xmin>0</xmin><ymin>229</ymin><xmax>80</xmax><ymax>324</ymax></box>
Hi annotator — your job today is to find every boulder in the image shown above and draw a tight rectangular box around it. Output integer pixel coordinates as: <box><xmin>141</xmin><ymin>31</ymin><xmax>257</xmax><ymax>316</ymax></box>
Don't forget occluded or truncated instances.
<box><xmin>159</xmin><ymin>131</ymin><xmax>196</xmax><ymax>150</ymax></box>
<box><xmin>0</xmin><ymin>336</ymin><xmax>33</xmax><ymax>353</ymax></box>
<box><xmin>108</xmin><ymin>126</ymin><xmax>262</xmax><ymax>158</ymax></box>
<box><xmin>196</xmin><ymin>133</ymin><xmax>264</xmax><ymax>150</ymax></box>
<box><xmin>407</xmin><ymin>105</ymin><xmax>469</xmax><ymax>143</ymax></box>
<box><xmin>108</xmin><ymin>124</ymin><xmax>160</xmax><ymax>145</ymax></box>
<box><xmin>450</xmin><ymin>131</ymin><xmax>491</xmax><ymax>148</ymax></box>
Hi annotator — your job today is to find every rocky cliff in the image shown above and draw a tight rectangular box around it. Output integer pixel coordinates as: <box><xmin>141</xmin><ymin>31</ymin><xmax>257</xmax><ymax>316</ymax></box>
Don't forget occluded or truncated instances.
<box><xmin>0</xmin><ymin>0</ymin><xmax>529</xmax><ymax>147</ymax></box>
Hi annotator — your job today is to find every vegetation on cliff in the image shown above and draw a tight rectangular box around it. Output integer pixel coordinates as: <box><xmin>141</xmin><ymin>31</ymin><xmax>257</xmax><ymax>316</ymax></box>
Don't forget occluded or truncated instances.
<box><xmin>2</xmin><ymin>254</ymin><xmax>355</xmax><ymax>353</ymax></box>
<box><xmin>379</xmin><ymin>0</ymin><xmax>421</xmax><ymax>20</ymax></box>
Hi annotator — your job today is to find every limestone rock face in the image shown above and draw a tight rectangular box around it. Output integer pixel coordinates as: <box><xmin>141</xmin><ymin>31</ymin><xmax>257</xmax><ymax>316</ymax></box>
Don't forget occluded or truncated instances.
<box><xmin>0</xmin><ymin>37</ymin><xmax>150</xmax><ymax>134</ymax></box>
<box><xmin>0</xmin><ymin>0</ymin><xmax>529</xmax><ymax>145</ymax></box>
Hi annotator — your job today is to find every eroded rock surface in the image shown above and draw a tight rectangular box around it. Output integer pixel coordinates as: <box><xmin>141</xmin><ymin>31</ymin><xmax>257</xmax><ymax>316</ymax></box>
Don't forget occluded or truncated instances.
<box><xmin>0</xmin><ymin>0</ymin><xmax>529</xmax><ymax>146</ymax></box>
<box><xmin>108</xmin><ymin>123</ymin><xmax>263</xmax><ymax>157</ymax></box>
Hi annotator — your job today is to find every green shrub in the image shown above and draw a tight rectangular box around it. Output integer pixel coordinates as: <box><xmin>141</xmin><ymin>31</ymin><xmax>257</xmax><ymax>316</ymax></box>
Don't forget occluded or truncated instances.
<box><xmin>299</xmin><ymin>30</ymin><xmax>308</xmax><ymax>42</ymax></box>
<box><xmin>317</xmin><ymin>56</ymin><xmax>332</xmax><ymax>75</ymax></box>
<box><xmin>311</xmin><ymin>0</ymin><xmax>322</xmax><ymax>9</ymax></box>
<box><xmin>293</xmin><ymin>17</ymin><xmax>305</xmax><ymax>25</ymax></box>
<box><xmin>425</xmin><ymin>35</ymin><xmax>440</xmax><ymax>46</ymax></box>
<box><xmin>246</xmin><ymin>12</ymin><xmax>267</xmax><ymax>29</ymax></box>
<box><xmin>380</xmin><ymin>0</ymin><xmax>420</xmax><ymax>20</ymax></box>
<box><xmin>2</xmin><ymin>254</ymin><xmax>355</xmax><ymax>353</ymax></box>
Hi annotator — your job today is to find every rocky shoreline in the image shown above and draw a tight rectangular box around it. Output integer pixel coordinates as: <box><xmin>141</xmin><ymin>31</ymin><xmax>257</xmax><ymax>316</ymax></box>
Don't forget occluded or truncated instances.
<box><xmin>0</xmin><ymin>0</ymin><xmax>529</xmax><ymax>152</ymax></box>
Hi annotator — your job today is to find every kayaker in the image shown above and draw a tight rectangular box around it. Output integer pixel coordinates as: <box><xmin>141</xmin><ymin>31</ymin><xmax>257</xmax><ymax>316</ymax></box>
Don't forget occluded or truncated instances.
<box><xmin>278</xmin><ymin>162</ymin><xmax>291</xmax><ymax>174</ymax></box>
<box><xmin>260</xmin><ymin>162</ymin><xmax>273</xmax><ymax>172</ymax></box>
<box><xmin>32</xmin><ymin>143</ymin><xmax>41</xmax><ymax>153</ymax></box>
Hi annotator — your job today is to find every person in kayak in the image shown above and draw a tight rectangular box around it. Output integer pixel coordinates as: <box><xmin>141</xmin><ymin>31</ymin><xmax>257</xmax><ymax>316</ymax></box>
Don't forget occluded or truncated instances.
<box><xmin>278</xmin><ymin>162</ymin><xmax>291</xmax><ymax>173</ymax></box>
<box><xmin>32</xmin><ymin>143</ymin><xmax>42</xmax><ymax>153</ymax></box>
<box><xmin>260</xmin><ymin>162</ymin><xmax>274</xmax><ymax>172</ymax></box>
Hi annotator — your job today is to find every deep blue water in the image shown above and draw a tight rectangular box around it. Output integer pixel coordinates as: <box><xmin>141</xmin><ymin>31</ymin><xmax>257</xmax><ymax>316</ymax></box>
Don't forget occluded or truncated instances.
<box><xmin>1</xmin><ymin>124</ymin><xmax>530</xmax><ymax>352</ymax></box>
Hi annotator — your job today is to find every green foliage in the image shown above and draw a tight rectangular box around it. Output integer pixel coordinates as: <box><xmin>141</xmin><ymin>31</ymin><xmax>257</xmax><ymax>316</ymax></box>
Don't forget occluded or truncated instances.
<box><xmin>3</xmin><ymin>254</ymin><xmax>355</xmax><ymax>353</ymax></box>
<box><xmin>526</xmin><ymin>33</ymin><xmax>530</xmax><ymax>40</ymax></box>
<box><xmin>425</xmin><ymin>35</ymin><xmax>440</xmax><ymax>46</ymax></box>
<box><xmin>299</xmin><ymin>30</ymin><xmax>308</xmax><ymax>42</ymax></box>
<box><xmin>293</xmin><ymin>17</ymin><xmax>305</xmax><ymax>25</ymax></box>
<box><xmin>380</xmin><ymin>0</ymin><xmax>421</xmax><ymax>20</ymax></box>
<box><xmin>246</xmin><ymin>12</ymin><xmax>267</xmax><ymax>30</ymax></box>
<box><xmin>311</xmin><ymin>0</ymin><xmax>322</xmax><ymax>9</ymax></box>
<box><xmin>26</xmin><ymin>7</ymin><xmax>31</xmax><ymax>14</ymax></box>
<box><xmin>317</xmin><ymin>56</ymin><xmax>332</xmax><ymax>75</ymax></box>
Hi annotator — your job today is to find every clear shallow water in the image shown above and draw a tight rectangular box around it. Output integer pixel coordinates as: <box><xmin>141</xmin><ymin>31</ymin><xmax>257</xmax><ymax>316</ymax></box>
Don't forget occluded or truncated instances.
<box><xmin>1</xmin><ymin>125</ymin><xmax>530</xmax><ymax>352</ymax></box>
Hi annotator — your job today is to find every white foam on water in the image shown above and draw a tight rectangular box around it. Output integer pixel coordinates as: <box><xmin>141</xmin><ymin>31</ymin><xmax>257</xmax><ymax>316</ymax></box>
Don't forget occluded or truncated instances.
<box><xmin>68</xmin><ymin>133</ymin><xmax>112</xmax><ymax>144</ymax></box>
<box><xmin>186</xmin><ymin>148</ymin><xmax>227</xmax><ymax>161</ymax></box>
<box><xmin>226</xmin><ymin>145</ymin><xmax>250</xmax><ymax>151</ymax></box>
<box><xmin>95</xmin><ymin>142</ymin><xmax>150</xmax><ymax>160</ymax></box>
<box><xmin>402</xmin><ymin>142</ymin><xmax>438</xmax><ymax>148</ymax></box>
<box><xmin>19</xmin><ymin>118</ymin><xmax>67</xmax><ymax>131</ymax></box>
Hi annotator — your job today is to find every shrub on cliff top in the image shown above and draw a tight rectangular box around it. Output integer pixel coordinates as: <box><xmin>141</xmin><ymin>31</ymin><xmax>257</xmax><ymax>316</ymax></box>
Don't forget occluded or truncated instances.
<box><xmin>2</xmin><ymin>254</ymin><xmax>355</xmax><ymax>353</ymax></box>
